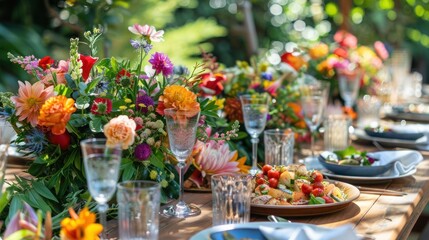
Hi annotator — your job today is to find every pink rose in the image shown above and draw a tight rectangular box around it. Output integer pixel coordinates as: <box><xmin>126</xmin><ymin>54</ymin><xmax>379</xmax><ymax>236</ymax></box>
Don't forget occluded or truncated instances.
<box><xmin>104</xmin><ymin>115</ymin><xmax>136</xmax><ymax>149</ymax></box>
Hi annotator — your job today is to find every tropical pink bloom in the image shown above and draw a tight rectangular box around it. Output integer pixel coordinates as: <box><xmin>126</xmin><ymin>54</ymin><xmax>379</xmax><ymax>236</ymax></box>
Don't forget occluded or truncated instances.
<box><xmin>11</xmin><ymin>81</ymin><xmax>54</xmax><ymax>127</ymax></box>
<box><xmin>79</xmin><ymin>54</ymin><xmax>98</xmax><ymax>81</ymax></box>
<box><xmin>104</xmin><ymin>115</ymin><xmax>136</xmax><ymax>149</ymax></box>
<box><xmin>374</xmin><ymin>41</ymin><xmax>389</xmax><ymax>60</ymax></box>
<box><xmin>334</xmin><ymin>30</ymin><xmax>358</xmax><ymax>49</ymax></box>
<box><xmin>128</xmin><ymin>24</ymin><xmax>164</xmax><ymax>42</ymax></box>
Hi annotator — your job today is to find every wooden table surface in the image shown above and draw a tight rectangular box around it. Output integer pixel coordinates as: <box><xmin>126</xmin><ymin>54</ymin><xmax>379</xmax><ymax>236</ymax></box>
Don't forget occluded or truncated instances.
<box><xmin>153</xmin><ymin>142</ymin><xmax>429</xmax><ymax>240</ymax></box>
<box><xmin>5</xmin><ymin>142</ymin><xmax>429</xmax><ymax>240</ymax></box>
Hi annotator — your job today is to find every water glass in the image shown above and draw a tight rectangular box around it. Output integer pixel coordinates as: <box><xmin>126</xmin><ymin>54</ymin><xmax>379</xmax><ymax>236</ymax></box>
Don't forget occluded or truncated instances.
<box><xmin>117</xmin><ymin>181</ymin><xmax>161</xmax><ymax>240</ymax></box>
<box><xmin>324</xmin><ymin>115</ymin><xmax>351</xmax><ymax>151</ymax></box>
<box><xmin>357</xmin><ymin>95</ymin><xmax>381</xmax><ymax>129</ymax></box>
<box><xmin>0</xmin><ymin>117</ymin><xmax>15</xmax><ymax>194</ymax></box>
<box><xmin>211</xmin><ymin>173</ymin><xmax>253</xmax><ymax>226</ymax></box>
<box><xmin>264</xmin><ymin>129</ymin><xmax>295</xmax><ymax>166</ymax></box>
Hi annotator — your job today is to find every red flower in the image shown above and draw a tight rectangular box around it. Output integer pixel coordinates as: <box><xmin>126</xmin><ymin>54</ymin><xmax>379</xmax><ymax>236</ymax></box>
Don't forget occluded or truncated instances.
<box><xmin>199</xmin><ymin>73</ymin><xmax>226</xmax><ymax>96</ymax></box>
<box><xmin>38</xmin><ymin>56</ymin><xmax>55</xmax><ymax>70</ymax></box>
<box><xmin>116</xmin><ymin>68</ymin><xmax>132</xmax><ymax>83</ymax></box>
<box><xmin>79</xmin><ymin>54</ymin><xmax>98</xmax><ymax>81</ymax></box>
<box><xmin>90</xmin><ymin>98</ymin><xmax>112</xmax><ymax>115</ymax></box>
<box><xmin>280</xmin><ymin>52</ymin><xmax>307</xmax><ymax>71</ymax></box>
<box><xmin>333</xmin><ymin>47</ymin><xmax>348</xmax><ymax>59</ymax></box>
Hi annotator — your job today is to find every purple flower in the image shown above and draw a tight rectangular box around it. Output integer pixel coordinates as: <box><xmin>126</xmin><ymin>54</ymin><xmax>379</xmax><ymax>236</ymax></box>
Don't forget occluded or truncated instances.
<box><xmin>261</xmin><ymin>72</ymin><xmax>272</xmax><ymax>80</ymax></box>
<box><xmin>136</xmin><ymin>94</ymin><xmax>154</xmax><ymax>113</ymax></box>
<box><xmin>130</xmin><ymin>39</ymin><xmax>141</xmax><ymax>49</ymax></box>
<box><xmin>148</xmin><ymin>52</ymin><xmax>174</xmax><ymax>76</ymax></box>
<box><xmin>135</xmin><ymin>143</ymin><xmax>152</xmax><ymax>161</ymax></box>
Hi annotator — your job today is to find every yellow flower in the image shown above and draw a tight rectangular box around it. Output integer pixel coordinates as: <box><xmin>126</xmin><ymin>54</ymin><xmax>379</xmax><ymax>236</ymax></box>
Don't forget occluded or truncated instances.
<box><xmin>38</xmin><ymin>95</ymin><xmax>76</xmax><ymax>135</ymax></box>
<box><xmin>60</xmin><ymin>207</ymin><xmax>103</xmax><ymax>240</ymax></box>
<box><xmin>11</xmin><ymin>81</ymin><xmax>54</xmax><ymax>127</ymax></box>
<box><xmin>156</xmin><ymin>85</ymin><xmax>200</xmax><ymax>117</ymax></box>
<box><xmin>104</xmin><ymin>115</ymin><xmax>136</xmax><ymax>149</ymax></box>
<box><xmin>308</xmin><ymin>43</ymin><xmax>329</xmax><ymax>59</ymax></box>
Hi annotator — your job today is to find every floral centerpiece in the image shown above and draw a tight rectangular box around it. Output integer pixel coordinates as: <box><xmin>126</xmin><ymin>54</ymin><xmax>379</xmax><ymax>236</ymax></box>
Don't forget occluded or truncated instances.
<box><xmin>279</xmin><ymin>29</ymin><xmax>389</xmax><ymax>117</ymax></box>
<box><xmin>0</xmin><ymin>24</ymin><xmax>241</xmax><ymax>227</ymax></box>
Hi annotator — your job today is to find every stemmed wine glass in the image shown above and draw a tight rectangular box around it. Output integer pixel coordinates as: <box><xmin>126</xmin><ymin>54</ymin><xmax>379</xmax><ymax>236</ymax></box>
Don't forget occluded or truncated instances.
<box><xmin>300</xmin><ymin>81</ymin><xmax>330</xmax><ymax>168</ymax></box>
<box><xmin>240</xmin><ymin>94</ymin><xmax>269</xmax><ymax>176</ymax></box>
<box><xmin>81</xmin><ymin>138</ymin><xmax>122</xmax><ymax>239</ymax></box>
<box><xmin>337</xmin><ymin>65</ymin><xmax>363</xmax><ymax>108</ymax></box>
<box><xmin>163</xmin><ymin>108</ymin><xmax>201</xmax><ymax>218</ymax></box>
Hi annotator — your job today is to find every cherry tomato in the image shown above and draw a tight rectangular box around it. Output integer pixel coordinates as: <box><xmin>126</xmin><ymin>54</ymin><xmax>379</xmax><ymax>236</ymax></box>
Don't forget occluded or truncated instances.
<box><xmin>312</xmin><ymin>182</ymin><xmax>324</xmax><ymax>190</ymax></box>
<box><xmin>267</xmin><ymin>169</ymin><xmax>280</xmax><ymax>179</ymax></box>
<box><xmin>268</xmin><ymin>178</ymin><xmax>278</xmax><ymax>188</ymax></box>
<box><xmin>322</xmin><ymin>196</ymin><xmax>334</xmax><ymax>204</ymax></box>
<box><xmin>311</xmin><ymin>171</ymin><xmax>324</xmax><ymax>182</ymax></box>
<box><xmin>301</xmin><ymin>183</ymin><xmax>313</xmax><ymax>195</ymax></box>
<box><xmin>262</xmin><ymin>165</ymin><xmax>273</xmax><ymax>175</ymax></box>
<box><xmin>256</xmin><ymin>178</ymin><xmax>265</xmax><ymax>185</ymax></box>
<box><xmin>311</xmin><ymin>188</ymin><xmax>324</xmax><ymax>197</ymax></box>
<box><xmin>48</xmin><ymin>131</ymin><xmax>71</xmax><ymax>150</ymax></box>
<box><xmin>256</xmin><ymin>172</ymin><xmax>264</xmax><ymax>179</ymax></box>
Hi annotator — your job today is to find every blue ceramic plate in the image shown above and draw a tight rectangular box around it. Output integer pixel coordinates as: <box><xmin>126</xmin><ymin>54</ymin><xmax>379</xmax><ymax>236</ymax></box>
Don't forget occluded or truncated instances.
<box><xmin>190</xmin><ymin>222</ymin><xmax>329</xmax><ymax>240</ymax></box>
<box><xmin>364</xmin><ymin>128</ymin><xmax>424</xmax><ymax>141</ymax></box>
<box><xmin>318</xmin><ymin>151</ymin><xmax>394</xmax><ymax>177</ymax></box>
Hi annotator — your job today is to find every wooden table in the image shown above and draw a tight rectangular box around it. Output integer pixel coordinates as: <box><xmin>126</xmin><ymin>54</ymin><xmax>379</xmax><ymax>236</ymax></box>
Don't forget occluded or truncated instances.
<box><xmin>153</xmin><ymin>142</ymin><xmax>429</xmax><ymax>240</ymax></box>
<box><xmin>5</xmin><ymin>142</ymin><xmax>429</xmax><ymax>240</ymax></box>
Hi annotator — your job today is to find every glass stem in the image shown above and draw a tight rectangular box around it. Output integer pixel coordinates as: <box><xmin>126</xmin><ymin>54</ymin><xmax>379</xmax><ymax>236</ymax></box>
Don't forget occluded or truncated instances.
<box><xmin>178</xmin><ymin>161</ymin><xmax>185</xmax><ymax>203</ymax></box>
<box><xmin>310</xmin><ymin>130</ymin><xmax>315</xmax><ymax>158</ymax></box>
<box><xmin>98</xmin><ymin>203</ymin><xmax>108</xmax><ymax>240</ymax></box>
<box><xmin>251</xmin><ymin>137</ymin><xmax>259</xmax><ymax>174</ymax></box>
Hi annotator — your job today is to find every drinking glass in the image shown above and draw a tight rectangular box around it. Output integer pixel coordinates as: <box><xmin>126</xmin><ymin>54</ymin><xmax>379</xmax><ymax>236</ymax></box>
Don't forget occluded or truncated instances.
<box><xmin>81</xmin><ymin>138</ymin><xmax>122</xmax><ymax>239</ymax></box>
<box><xmin>240</xmin><ymin>94</ymin><xmax>269</xmax><ymax>176</ymax></box>
<box><xmin>337</xmin><ymin>67</ymin><xmax>363</xmax><ymax>108</ymax></box>
<box><xmin>0</xmin><ymin>117</ymin><xmax>15</xmax><ymax>196</ymax></box>
<box><xmin>300</xmin><ymin>81</ymin><xmax>329</xmax><ymax>168</ymax></box>
<box><xmin>163</xmin><ymin>108</ymin><xmax>201</xmax><ymax>218</ymax></box>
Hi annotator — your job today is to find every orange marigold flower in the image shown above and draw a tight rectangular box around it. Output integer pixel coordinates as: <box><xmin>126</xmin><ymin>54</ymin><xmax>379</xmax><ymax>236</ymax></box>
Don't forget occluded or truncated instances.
<box><xmin>60</xmin><ymin>207</ymin><xmax>103</xmax><ymax>240</ymax></box>
<box><xmin>38</xmin><ymin>95</ymin><xmax>77</xmax><ymax>135</ymax></box>
<box><xmin>308</xmin><ymin>43</ymin><xmax>329</xmax><ymax>59</ymax></box>
<box><xmin>223</xmin><ymin>98</ymin><xmax>243</xmax><ymax>123</ymax></box>
<box><xmin>11</xmin><ymin>81</ymin><xmax>55</xmax><ymax>127</ymax></box>
<box><xmin>156</xmin><ymin>85</ymin><xmax>200</xmax><ymax>117</ymax></box>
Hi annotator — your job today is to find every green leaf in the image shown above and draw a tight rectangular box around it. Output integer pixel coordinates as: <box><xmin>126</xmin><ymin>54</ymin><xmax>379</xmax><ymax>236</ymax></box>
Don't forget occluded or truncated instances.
<box><xmin>8</xmin><ymin>196</ymin><xmax>23</xmax><ymax>222</ymax></box>
<box><xmin>122</xmin><ymin>163</ymin><xmax>136</xmax><ymax>181</ymax></box>
<box><xmin>76</xmin><ymin>95</ymin><xmax>91</xmax><ymax>109</ymax></box>
<box><xmin>55</xmin><ymin>84</ymin><xmax>73</xmax><ymax>97</ymax></box>
<box><xmin>89</xmin><ymin>118</ymin><xmax>103</xmax><ymax>132</ymax></box>
<box><xmin>32</xmin><ymin>181</ymin><xmax>59</xmax><ymax>203</ymax></box>
<box><xmin>111</xmin><ymin>57</ymin><xmax>118</xmax><ymax>72</ymax></box>
<box><xmin>309</xmin><ymin>194</ymin><xmax>325</xmax><ymax>205</ymax></box>
<box><xmin>0</xmin><ymin>190</ymin><xmax>10</xmax><ymax>214</ymax></box>
<box><xmin>27</xmin><ymin>189</ymin><xmax>51</xmax><ymax>212</ymax></box>
<box><xmin>149</xmin><ymin>153</ymin><xmax>164</xmax><ymax>169</ymax></box>
<box><xmin>65</xmin><ymin>74</ymin><xmax>76</xmax><ymax>89</ymax></box>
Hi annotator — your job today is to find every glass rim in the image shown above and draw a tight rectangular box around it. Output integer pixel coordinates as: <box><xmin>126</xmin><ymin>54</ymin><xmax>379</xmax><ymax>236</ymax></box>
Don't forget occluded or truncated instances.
<box><xmin>264</xmin><ymin>129</ymin><xmax>294</xmax><ymax>135</ymax></box>
<box><xmin>211</xmin><ymin>172</ymin><xmax>252</xmax><ymax>180</ymax></box>
<box><xmin>117</xmin><ymin>180</ymin><xmax>161</xmax><ymax>190</ymax></box>
<box><xmin>80</xmin><ymin>138</ymin><xmax>121</xmax><ymax>148</ymax></box>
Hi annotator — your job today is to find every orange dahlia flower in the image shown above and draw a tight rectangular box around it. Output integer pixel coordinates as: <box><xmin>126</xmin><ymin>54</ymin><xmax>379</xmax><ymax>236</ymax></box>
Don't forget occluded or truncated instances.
<box><xmin>156</xmin><ymin>85</ymin><xmax>200</xmax><ymax>117</ymax></box>
<box><xmin>308</xmin><ymin>43</ymin><xmax>329</xmax><ymax>60</ymax></box>
<box><xmin>38</xmin><ymin>95</ymin><xmax>77</xmax><ymax>135</ymax></box>
<box><xmin>60</xmin><ymin>207</ymin><xmax>103</xmax><ymax>240</ymax></box>
<box><xmin>11</xmin><ymin>81</ymin><xmax>55</xmax><ymax>127</ymax></box>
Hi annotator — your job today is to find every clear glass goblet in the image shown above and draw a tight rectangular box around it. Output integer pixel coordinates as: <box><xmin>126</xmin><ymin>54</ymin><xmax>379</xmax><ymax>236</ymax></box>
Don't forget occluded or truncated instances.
<box><xmin>337</xmin><ymin>66</ymin><xmax>363</xmax><ymax>108</ymax></box>
<box><xmin>163</xmin><ymin>108</ymin><xmax>201</xmax><ymax>218</ymax></box>
<box><xmin>0</xmin><ymin>116</ymin><xmax>15</xmax><ymax>197</ymax></box>
<box><xmin>81</xmin><ymin>138</ymin><xmax>122</xmax><ymax>239</ymax></box>
<box><xmin>300</xmin><ymin>81</ymin><xmax>330</xmax><ymax>169</ymax></box>
<box><xmin>240</xmin><ymin>94</ymin><xmax>269</xmax><ymax>176</ymax></box>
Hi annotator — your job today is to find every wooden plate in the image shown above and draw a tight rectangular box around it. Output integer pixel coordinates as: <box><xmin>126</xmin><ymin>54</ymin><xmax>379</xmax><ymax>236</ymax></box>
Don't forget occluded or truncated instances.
<box><xmin>251</xmin><ymin>181</ymin><xmax>360</xmax><ymax>217</ymax></box>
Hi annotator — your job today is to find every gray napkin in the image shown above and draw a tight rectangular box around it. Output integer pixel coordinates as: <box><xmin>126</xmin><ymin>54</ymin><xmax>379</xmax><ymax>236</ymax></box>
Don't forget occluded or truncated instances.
<box><xmin>366</xmin><ymin>150</ymin><xmax>423</xmax><ymax>176</ymax></box>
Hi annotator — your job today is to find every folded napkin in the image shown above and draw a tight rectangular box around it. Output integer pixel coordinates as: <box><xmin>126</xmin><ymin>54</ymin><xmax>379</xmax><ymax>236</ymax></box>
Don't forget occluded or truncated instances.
<box><xmin>366</xmin><ymin>150</ymin><xmax>423</xmax><ymax>176</ymax></box>
<box><xmin>260</xmin><ymin>224</ymin><xmax>360</xmax><ymax>240</ymax></box>
<box><xmin>391</xmin><ymin>124</ymin><xmax>429</xmax><ymax>134</ymax></box>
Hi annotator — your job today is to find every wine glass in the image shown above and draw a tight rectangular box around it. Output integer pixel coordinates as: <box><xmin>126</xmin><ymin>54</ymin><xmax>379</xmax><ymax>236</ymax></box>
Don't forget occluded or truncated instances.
<box><xmin>337</xmin><ymin>66</ymin><xmax>363</xmax><ymax>108</ymax></box>
<box><xmin>163</xmin><ymin>108</ymin><xmax>201</xmax><ymax>218</ymax></box>
<box><xmin>81</xmin><ymin>138</ymin><xmax>122</xmax><ymax>239</ymax></box>
<box><xmin>240</xmin><ymin>94</ymin><xmax>269</xmax><ymax>176</ymax></box>
<box><xmin>300</xmin><ymin>81</ymin><xmax>330</xmax><ymax>168</ymax></box>
<box><xmin>0</xmin><ymin>117</ymin><xmax>15</xmax><ymax>197</ymax></box>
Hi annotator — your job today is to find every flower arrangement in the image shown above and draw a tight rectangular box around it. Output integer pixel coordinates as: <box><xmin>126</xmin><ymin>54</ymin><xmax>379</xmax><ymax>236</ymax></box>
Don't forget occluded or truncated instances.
<box><xmin>0</xmin><ymin>24</ymin><xmax>240</xmax><ymax>225</ymax></box>
<box><xmin>280</xmin><ymin>29</ymin><xmax>389</xmax><ymax>116</ymax></box>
